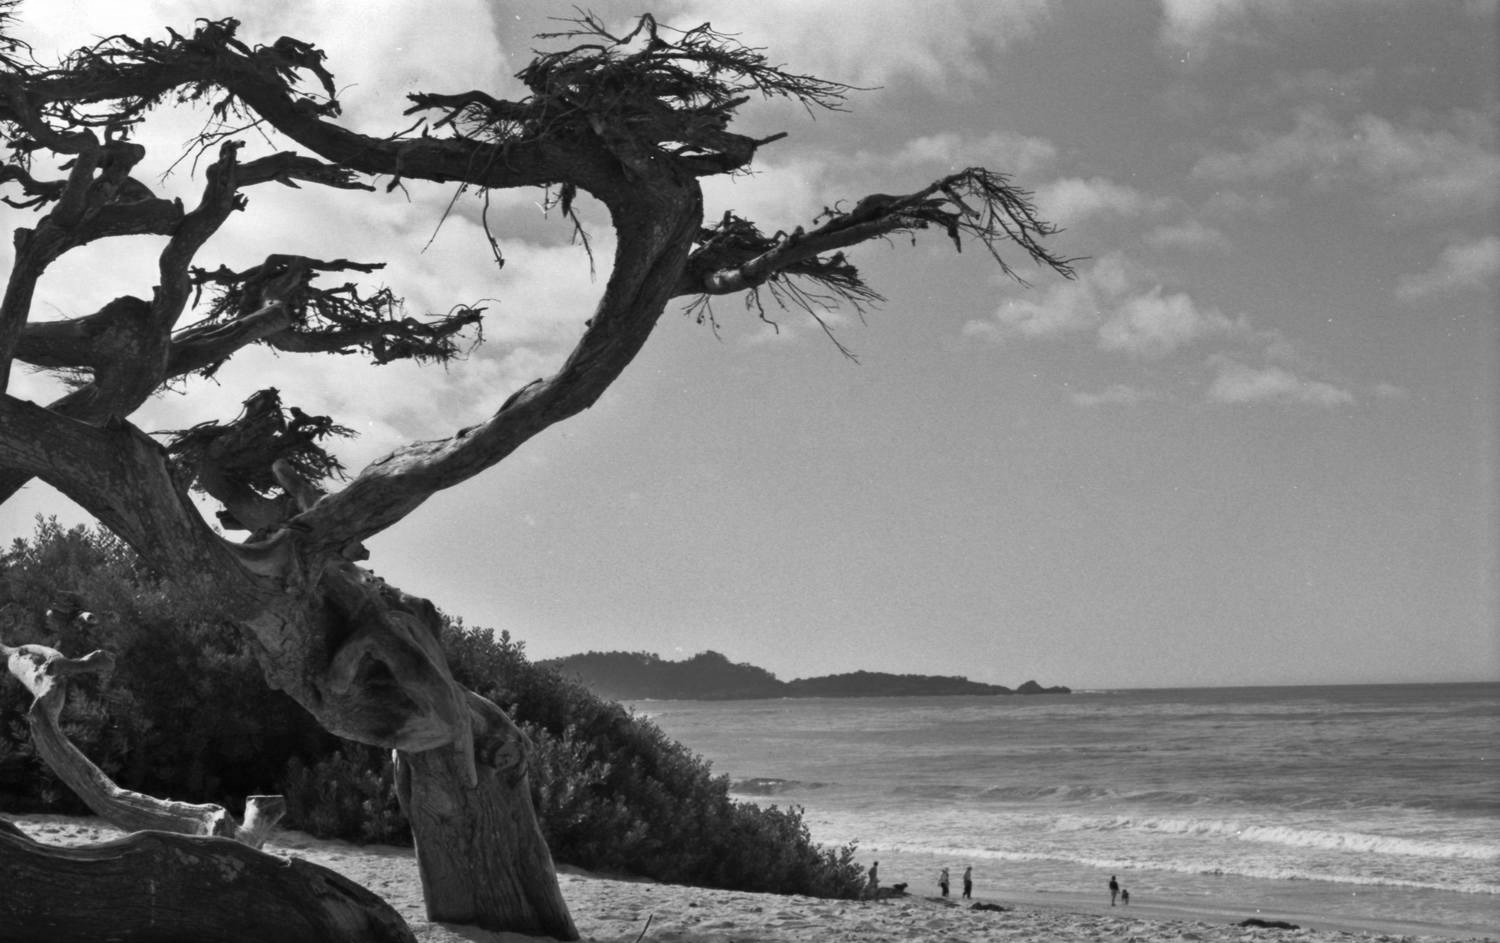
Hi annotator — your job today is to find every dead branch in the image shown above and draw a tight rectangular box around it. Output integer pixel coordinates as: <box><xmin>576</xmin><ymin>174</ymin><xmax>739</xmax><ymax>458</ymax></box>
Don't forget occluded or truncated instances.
<box><xmin>0</xmin><ymin>635</ymin><xmax>281</xmax><ymax>847</ymax></box>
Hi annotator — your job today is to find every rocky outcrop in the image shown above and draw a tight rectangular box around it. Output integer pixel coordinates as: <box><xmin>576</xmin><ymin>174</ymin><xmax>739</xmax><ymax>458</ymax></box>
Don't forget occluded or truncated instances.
<box><xmin>1016</xmin><ymin>679</ymin><xmax>1072</xmax><ymax>695</ymax></box>
<box><xmin>543</xmin><ymin>650</ymin><xmax>1070</xmax><ymax>701</ymax></box>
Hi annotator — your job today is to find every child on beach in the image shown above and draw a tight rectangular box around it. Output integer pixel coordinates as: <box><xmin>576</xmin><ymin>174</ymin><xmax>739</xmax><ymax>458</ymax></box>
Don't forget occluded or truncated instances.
<box><xmin>1121</xmin><ymin>887</ymin><xmax>1130</xmax><ymax>906</ymax></box>
<box><xmin>962</xmin><ymin>866</ymin><xmax>972</xmax><ymax>899</ymax></box>
<box><xmin>939</xmin><ymin>868</ymin><xmax>949</xmax><ymax>897</ymax></box>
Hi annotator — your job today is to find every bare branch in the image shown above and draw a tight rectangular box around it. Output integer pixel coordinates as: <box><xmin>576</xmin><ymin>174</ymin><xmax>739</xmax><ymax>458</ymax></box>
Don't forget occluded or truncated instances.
<box><xmin>673</xmin><ymin>168</ymin><xmax>1078</xmax><ymax>349</ymax></box>
<box><xmin>180</xmin><ymin>255</ymin><xmax>484</xmax><ymax>372</ymax></box>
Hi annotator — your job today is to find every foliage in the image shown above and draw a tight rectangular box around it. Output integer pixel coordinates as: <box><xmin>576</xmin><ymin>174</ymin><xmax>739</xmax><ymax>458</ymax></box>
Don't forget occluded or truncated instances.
<box><xmin>281</xmin><ymin>742</ymin><xmax>406</xmax><ymax>844</ymax></box>
<box><xmin>0</xmin><ymin>517</ymin><xmax>331</xmax><ymax>810</ymax></box>
<box><xmin>0</xmin><ymin>520</ymin><xmax>865</xmax><ymax>897</ymax></box>
<box><xmin>445</xmin><ymin>622</ymin><xmax>865</xmax><ymax>896</ymax></box>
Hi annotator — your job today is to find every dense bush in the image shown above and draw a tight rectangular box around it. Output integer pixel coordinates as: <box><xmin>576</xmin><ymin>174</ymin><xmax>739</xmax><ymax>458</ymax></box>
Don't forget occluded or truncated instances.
<box><xmin>0</xmin><ymin>518</ymin><xmax>329</xmax><ymax>811</ymax></box>
<box><xmin>0</xmin><ymin>519</ymin><xmax>864</xmax><ymax>898</ymax></box>
<box><xmin>446</xmin><ymin>623</ymin><xmax>864</xmax><ymax>896</ymax></box>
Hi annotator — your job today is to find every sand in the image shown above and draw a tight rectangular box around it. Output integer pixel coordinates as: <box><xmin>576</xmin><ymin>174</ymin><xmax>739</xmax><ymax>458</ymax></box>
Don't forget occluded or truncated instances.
<box><xmin>8</xmin><ymin>815</ymin><xmax>1492</xmax><ymax>943</ymax></box>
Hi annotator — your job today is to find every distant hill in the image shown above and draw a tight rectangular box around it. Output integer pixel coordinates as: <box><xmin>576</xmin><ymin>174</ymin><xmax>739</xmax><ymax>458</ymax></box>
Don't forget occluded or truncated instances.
<box><xmin>538</xmin><ymin>650</ymin><xmax>1070</xmax><ymax>701</ymax></box>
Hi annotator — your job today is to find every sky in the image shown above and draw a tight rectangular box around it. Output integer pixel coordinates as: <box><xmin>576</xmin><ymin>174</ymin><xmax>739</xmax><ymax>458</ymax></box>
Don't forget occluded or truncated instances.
<box><xmin>1</xmin><ymin>0</ymin><xmax>1496</xmax><ymax>690</ymax></box>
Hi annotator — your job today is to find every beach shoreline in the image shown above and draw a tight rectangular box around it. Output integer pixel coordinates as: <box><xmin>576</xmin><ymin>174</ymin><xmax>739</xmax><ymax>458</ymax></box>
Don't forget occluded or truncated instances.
<box><xmin>7</xmin><ymin>814</ymin><xmax>1494</xmax><ymax>943</ymax></box>
<box><xmin>854</xmin><ymin>844</ymin><xmax>1497</xmax><ymax>941</ymax></box>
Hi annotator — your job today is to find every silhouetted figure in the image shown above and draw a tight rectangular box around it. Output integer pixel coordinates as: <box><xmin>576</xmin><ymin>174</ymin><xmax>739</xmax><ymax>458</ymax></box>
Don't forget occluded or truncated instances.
<box><xmin>1121</xmin><ymin>887</ymin><xmax>1130</xmax><ymax>906</ymax></box>
<box><xmin>1109</xmin><ymin>874</ymin><xmax>1120</xmax><ymax>906</ymax></box>
<box><xmin>962</xmin><ymin>865</ymin><xmax>973</xmax><ymax>899</ymax></box>
<box><xmin>939</xmin><ymin>867</ymin><xmax>950</xmax><ymax>897</ymax></box>
<box><xmin>867</xmin><ymin>861</ymin><xmax>879</xmax><ymax>899</ymax></box>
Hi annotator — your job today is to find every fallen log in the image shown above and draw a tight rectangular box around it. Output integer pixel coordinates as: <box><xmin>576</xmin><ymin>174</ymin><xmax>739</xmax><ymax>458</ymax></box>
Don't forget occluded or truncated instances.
<box><xmin>0</xmin><ymin>818</ymin><xmax>416</xmax><ymax>943</ymax></box>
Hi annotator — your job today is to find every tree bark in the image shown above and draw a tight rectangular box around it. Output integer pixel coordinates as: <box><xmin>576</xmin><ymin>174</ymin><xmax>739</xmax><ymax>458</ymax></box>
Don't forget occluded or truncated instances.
<box><xmin>394</xmin><ymin>693</ymin><xmax>579</xmax><ymax>939</ymax></box>
<box><xmin>0</xmin><ymin>819</ymin><xmax>415</xmax><ymax>943</ymax></box>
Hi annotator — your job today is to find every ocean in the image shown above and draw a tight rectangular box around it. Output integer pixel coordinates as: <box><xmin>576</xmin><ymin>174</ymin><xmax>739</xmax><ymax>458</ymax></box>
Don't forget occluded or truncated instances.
<box><xmin>631</xmin><ymin>683</ymin><xmax>1499</xmax><ymax>937</ymax></box>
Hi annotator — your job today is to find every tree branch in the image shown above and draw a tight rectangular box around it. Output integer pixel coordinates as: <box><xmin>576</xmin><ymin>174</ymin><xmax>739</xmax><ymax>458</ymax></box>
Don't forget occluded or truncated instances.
<box><xmin>679</xmin><ymin>167</ymin><xmax>1077</xmax><ymax>304</ymax></box>
<box><xmin>0</xmin><ymin>636</ymin><xmax>280</xmax><ymax>847</ymax></box>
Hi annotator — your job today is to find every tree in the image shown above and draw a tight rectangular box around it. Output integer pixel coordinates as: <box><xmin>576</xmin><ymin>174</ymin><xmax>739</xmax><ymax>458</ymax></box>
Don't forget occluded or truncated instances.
<box><xmin>0</xmin><ymin>7</ymin><xmax>1072</xmax><ymax>938</ymax></box>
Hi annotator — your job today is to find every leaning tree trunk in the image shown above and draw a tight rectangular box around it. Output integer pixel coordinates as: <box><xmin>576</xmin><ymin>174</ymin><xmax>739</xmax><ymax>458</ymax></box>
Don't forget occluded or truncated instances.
<box><xmin>395</xmin><ymin>695</ymin><xmax>577</xmax><ymax>938</ymax></box>
<box><xmin>237</xmin><ymin>564</ymin><xmax>581</xmax><ymax>939</ymax></box>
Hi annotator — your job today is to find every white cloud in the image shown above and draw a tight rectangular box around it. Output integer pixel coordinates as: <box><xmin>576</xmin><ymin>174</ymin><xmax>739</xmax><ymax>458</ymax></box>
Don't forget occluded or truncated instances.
<box><xmin>1192</xmin><ymin>107</ymin><xmax>1500</xmax><ymax>223</ymax></box>
<box><xmin>702</xmin><ymin>129</ymin><xmax>1065</xmax><ymax>260</ymax></box>
<box><xmin>1146</xmin><ymin>220</ymin><xmax>1232</xmax><ymax>252</ymax></box>
<box><xmin>667</xmin><ymin>0</ymin><xmax>1053</xmax><ymax>90</ymax></box>
<box><xmin>1158</xmin><ymin>0</ymin><xmax>1271</xmax><ymax>53</ymax></box>
<box><xmin>974</xmin><ymin>252</ymin><xmax>1229</xmax><ymax>358</ymax></box>
<box><xmin>18</xmin><ymin>1</ymin><xmax>514</xmax><ymax>135</ymax></box>
<box><xmin>1397</xmin><ymin>236</ymin><xmax>1500</xmax><ymax>301</ymax></box>
<box><xmin>886</xmin><ymin>132</ymin><xmax>1059</xmax><ymax>178</ymax></box>
<box><xmin>1157</xmin><ymin>0</ymin><xmax>1404</xmax><ymax>58</ymax></box>
<box><xmin>1099</xmin><ymin>287</ymin><xmax>1233</xmax><ymax>358</ymax></box>
<box><xmin>973</xmin><ymin>279</ymin><xmax>1100</xmax><ymax>342</ymax></box>
<box><xmin>1035</xmin><ymin>177</ymin><xmax>1168</xmax><ymax>228</ymax></box>
<box><xmin>972</xmin><ymin>253</ymin><xmax>1134</xmax><ymax>342</ymax></box>
<box><xmin>1206</xmin><ymin>355</ymin><xmax>1354</xmax><ymax>407</ymax></box>
<box><xmin>970</xmin><ymin>255</ymin><xmax>1368</xmax><ymax>407</ymax></box>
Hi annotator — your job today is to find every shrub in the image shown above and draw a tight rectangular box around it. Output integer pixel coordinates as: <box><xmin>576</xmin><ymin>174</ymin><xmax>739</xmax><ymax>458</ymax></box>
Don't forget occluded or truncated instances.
<box><xmin>0</xmin><ymin>518</ymin><xmax>330</xmax><ymax>812</ymax></box>
<box><xmin>281</xmin><ymin>742</ymin><xmax>408</xmax><ymax>844</ymax></box>
<box><xmin>443</xmin><ymin>622</ymin><xmax>864</xmax><ymax>897</ymax></box>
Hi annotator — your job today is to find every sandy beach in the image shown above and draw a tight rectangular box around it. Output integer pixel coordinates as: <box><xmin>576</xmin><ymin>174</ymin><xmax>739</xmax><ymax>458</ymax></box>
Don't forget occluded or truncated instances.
<box><xmin>8</xmin><ymin>815</ymin><xmax>1493</xmax><ymax>943</ymax></box>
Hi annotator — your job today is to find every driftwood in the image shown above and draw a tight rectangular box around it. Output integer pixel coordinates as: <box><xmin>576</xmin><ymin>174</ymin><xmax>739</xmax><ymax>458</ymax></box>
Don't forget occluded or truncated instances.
<box><xmin>1</xmin><ymin>638</ymin><xmax>281</xmax><ymax>847</ymax></box>
<box><xmin>0</xmin><ymin>818</ymin><xmax>416</xmax><ymax>943</ymax></box>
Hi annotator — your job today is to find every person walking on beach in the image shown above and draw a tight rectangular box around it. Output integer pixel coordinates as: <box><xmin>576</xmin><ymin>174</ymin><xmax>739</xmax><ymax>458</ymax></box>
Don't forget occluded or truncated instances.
<box><xmin>939</xmin><ymin>867</ymin><xmax>950</xmax><ymax>898</ymax></box>
<box><xmin>962</xmin><ymin>865</ymin><xmax>973</xmax><ymax>899</ymax></box>
<box><xmin>867</xmin><ymin>861</ymin><xmax>879</xmax><ymax>899</ymax></box>
<box><xmin>1109</xmin><ymin>874</ymin><xmax>1120</xmax><ymax>906</ymax></box>
<box><xmin>1121</xmin><ymin>887</ymin><xmax>1130</xmax><ymax>906</ymax></box>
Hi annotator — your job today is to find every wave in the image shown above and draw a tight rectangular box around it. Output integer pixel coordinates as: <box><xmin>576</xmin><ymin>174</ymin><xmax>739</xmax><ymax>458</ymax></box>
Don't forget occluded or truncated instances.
<box><xmin>855</xmin><ymin>838</ymin><xmax>1500</xmax><ymax>896</ymax></box>
<box><xmin>975</xmin><ymin>784</ymin><xmax>1120</xmax><ymax>803</ymax></box>
<box><xmin>730</xmin><ymin>777</ymin><xmax>829</xmax><ymax>795</ymax></box>
<box><xmin>897</xmin><ymin>777</ymin><xmax>1498</xmax><ymax>816</ymax></box>
<box><xmin>1043</xmin><ymin>813</ymin><xmax>1500</xmax><ymax>862</ymax></box>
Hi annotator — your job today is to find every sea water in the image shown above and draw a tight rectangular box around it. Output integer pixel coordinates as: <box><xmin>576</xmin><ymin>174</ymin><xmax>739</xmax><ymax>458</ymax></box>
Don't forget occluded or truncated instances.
<box><xmin>632</xmin><ymin>684</ymin><xmax>1499</xmax><ymax>937</ymax></box>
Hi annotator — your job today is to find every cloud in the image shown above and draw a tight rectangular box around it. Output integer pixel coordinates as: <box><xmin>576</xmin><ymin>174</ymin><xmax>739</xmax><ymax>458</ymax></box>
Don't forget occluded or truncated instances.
<box><xmin>969</xmin><ymin>255</ymin><xmax>1368</xmax><ymax>407</ymax></box>
<box><xmin>666</xmin><ymin>0</ymin><xmax>1053</xmax><ymax>90</ymax></box>
<box><xmin>1206</xmin><ymin>355</ymin><xmax>1354</xmax><ymax>407</ymax></box>
<box><xmin>18</xmin><ymin>1</ymin><xmax>515</xmax><ymax>135</ymax></box>
<box><xmin>1159</xmin><ymin>0</ymin><xmax>1497</xmax><ymax>57</ymax></box>
<box><xmin>1192</xmin><ymin>108</ymin><xmax>1500</xmax><ymax>223</ymax></box>
<box><xmin>1145</xmin><ymin>220</ymin><xmax>1232</xmax><ymax>252</ymax></box>
<box><xmin>1397</xmin><ymin>236</ymin><xmax>1500</xmax><ymax>301</ymax></box>
<box><xmin>972</xmin><ymin>253</ymin><xmax>1229</xmax><ymax>358</ymax></box>
<box><xmin>1156</xmin><ymin>0</ymin><xmax>1404</xmax><ymax>58</ymax></box>
<box><xmin>1034</xmin><ymin>177</ymin><xmax>1168</xmax><ymax>228</ymax></box>
<box><xmin>1098</xmin><ymin>287</ymin><xmax>1234</xmax><ymax>358</ymax></box>
<box><xmin>1071</xmin><ymin>384</ymin><xmax>1161</xmax><ymax>407</ymax></box>
<box><xmin>886</xmin><ymin>132</ymin><xmax>1059</xmax><ymax>178</ymax></box>
<box><xmin>970</xmin><ymin>254</ymin><xmax>1124</xmax><ymax>342</ymax></box>
<box><xmin>701</xmin><ymin>128</ymin><xmax>1065</xmax><ymax>262</ymax></box>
